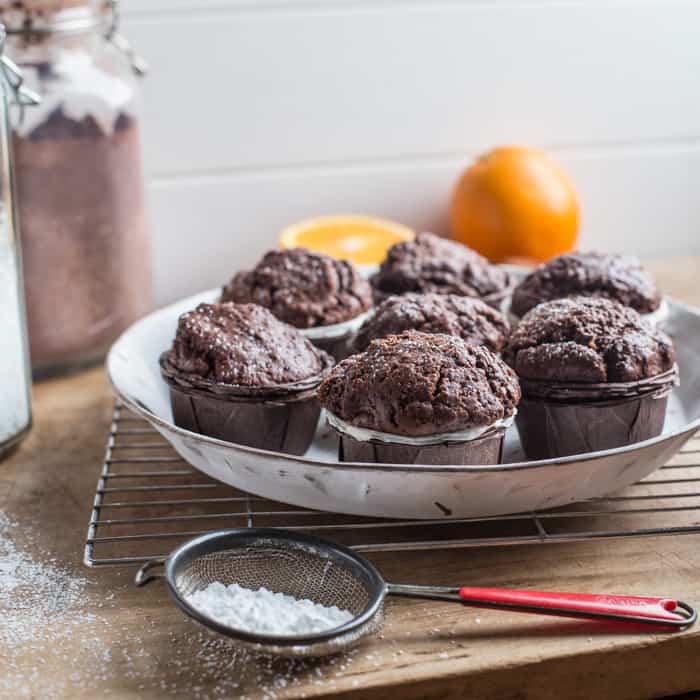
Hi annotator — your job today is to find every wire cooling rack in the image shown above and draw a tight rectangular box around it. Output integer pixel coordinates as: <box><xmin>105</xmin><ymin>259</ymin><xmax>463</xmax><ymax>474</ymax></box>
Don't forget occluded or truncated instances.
<box><xmin>84</xmin><ymin>404</ymin><xmax>700</xmax><ymax>567</ymax></box>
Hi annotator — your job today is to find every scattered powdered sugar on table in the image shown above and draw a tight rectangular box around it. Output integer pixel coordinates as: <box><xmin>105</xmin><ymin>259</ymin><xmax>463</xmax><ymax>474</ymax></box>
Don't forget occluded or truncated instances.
<box><xmin>0</xmin><ymin>510</ymin><xmax>114</xmax><ymax>697</ymax></box>
<box><xmin>186</xmin><ymin>582</ymin><xmax>354</xmax><ymax>636</ymax></box>
<box><xmin>0</xmin><ymin>511</ymin><xmax>90</xmax><ymax>647</ymax></box>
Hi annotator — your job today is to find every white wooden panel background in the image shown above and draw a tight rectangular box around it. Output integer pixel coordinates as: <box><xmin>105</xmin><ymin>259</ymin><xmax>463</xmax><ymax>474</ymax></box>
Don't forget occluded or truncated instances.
<box><xmin>120</xmin><ymin>0</ymin><xmax>700</xmax><ymax>305</ymax></box>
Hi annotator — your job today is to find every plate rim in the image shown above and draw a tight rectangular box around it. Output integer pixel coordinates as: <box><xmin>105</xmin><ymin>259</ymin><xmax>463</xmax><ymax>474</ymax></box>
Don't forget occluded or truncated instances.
<box><xmin>107</xmin><ymin>293</ymin><xmax>700</xmax><ymax>475</ymax></box>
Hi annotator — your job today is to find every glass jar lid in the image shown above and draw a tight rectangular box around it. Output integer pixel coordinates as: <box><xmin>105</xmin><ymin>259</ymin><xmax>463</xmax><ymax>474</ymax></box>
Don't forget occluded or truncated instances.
<box><xmin>0</xmin><ymin>1</ymin><xmax>146</xmax><ymax>76</ymax></box>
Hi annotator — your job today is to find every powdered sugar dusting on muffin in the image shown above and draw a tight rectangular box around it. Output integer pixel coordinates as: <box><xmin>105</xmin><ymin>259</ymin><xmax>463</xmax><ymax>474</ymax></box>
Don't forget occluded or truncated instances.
<box><xmin>505</xmin><ymin>296</ymin><xmax>675</xmax><ymax>383</ymax></box>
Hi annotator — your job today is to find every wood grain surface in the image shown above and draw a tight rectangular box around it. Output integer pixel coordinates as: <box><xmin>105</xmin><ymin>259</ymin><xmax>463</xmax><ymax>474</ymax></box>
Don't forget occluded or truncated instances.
<box><xmin>1</xmin><ymin>258</ymin><xmax>700</xmax><ymax>699</ymax></box>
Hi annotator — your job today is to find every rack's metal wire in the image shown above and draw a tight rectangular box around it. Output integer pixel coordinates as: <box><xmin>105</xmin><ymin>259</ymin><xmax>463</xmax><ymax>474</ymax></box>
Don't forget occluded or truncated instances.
<box><xmin>84</xmin><ymin>404</ymin><xmax>700</xmax><ymax>567</ymax></box>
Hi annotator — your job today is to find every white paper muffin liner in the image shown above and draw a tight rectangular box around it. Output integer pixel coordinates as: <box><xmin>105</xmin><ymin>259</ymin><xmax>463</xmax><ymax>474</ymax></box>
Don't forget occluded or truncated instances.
<box><xmin>326</xmin><ymin>410</ymin><xmax>516</xmax><ymax>446</ymax></box>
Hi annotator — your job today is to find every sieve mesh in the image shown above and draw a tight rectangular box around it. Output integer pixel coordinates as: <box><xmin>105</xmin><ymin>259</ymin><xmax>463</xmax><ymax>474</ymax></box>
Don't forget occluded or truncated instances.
<box><xmin>174</xmin><ymin>541</ymin><xmax>372</xmax><ymax>614</ymax></box>
<box><xmin>160</xmin><ymin>529</ymin><xmax>386</xmax><ymax>657</ymax></box>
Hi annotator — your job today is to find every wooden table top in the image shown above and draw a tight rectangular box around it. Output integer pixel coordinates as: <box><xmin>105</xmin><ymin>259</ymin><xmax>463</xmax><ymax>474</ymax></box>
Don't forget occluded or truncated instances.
<box><xmin>2</xmin><ymin>256</ymin><xmax>700</xmax><ymax>700</ymax></box>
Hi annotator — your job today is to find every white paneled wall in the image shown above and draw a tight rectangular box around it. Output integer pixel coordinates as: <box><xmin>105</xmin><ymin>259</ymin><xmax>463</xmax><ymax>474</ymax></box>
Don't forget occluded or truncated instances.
<box><xmin>120</xmin><ymin>0</ymin><xmax>700</xmax><ymax>304</ymax></box>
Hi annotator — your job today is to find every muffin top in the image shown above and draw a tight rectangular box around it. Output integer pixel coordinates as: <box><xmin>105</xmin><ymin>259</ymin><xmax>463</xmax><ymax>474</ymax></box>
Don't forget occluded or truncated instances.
<box><xmin>370</xmin><ymin>232</ymin><xmax>511</xmax><ymax>301</ymax></box>
<box><xmin>355</xmin><ymin>293</ymin><xmax>510</xmax><ymax>353</ymax></box>
<box><xmin>318</xmin><ymin>331</ymin><xmax>520</xmax><ymax>437</ymax></box>
<box><xmin>511</xmin><ymin>251</ymin><xmax>661</xmax><ymax>317</ymax></box>
<box><xmin>164</xmin><ymin>302</ymin><xmax>327</xmax><ymax>386</ymax></box>
<box><xmin>504</xmin><ymin>297</ymin><xmax>675</xmax><ymax>384</ymax></box>
<box><xmin>221</xmin><ymin>248</ymin><xmax>373</xmax><ymax>328</ymax></box>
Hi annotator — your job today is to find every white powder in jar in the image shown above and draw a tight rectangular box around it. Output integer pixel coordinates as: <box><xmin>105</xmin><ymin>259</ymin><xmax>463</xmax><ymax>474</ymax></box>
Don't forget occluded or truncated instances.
<box><xmin>0</xmin><ymin>228</ymin><xmax>31</xmax><ymax>446</ymax></box>
<box><xmin>185</xmin><ymin>582</ymin><xmax>354</xmax><ymax>636</ymax></box>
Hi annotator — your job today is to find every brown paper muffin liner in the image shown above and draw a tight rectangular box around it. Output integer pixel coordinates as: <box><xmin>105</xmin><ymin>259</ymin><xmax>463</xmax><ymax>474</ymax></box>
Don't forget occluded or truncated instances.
<box><xmin>160</xmin><ymin>352</ymin><xmax>333</xmax><ymax>455</ymax></box>
<box><xmin>335</xmin><ymin>427</ymin><xmax>505</xmax><ymax>465</ymax></box>
<box><xmin>515</xmin><ymin>370</ymin><xmax>677</xmax><ymax>459</ymax></box>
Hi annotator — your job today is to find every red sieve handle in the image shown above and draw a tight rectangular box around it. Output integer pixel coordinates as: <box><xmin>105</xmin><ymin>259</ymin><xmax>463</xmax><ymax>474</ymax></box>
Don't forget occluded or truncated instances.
<box><xmin>457</xmin><ymin>587</ymin><xmax>695</xmax><ymax>627</ymax></box>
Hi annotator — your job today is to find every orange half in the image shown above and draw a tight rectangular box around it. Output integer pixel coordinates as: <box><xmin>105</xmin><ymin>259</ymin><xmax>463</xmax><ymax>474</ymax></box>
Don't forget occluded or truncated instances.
<box><xmin>278</xmin><ymin>215</ymin><xmax>415</xmax><ymax>266</ymax></box>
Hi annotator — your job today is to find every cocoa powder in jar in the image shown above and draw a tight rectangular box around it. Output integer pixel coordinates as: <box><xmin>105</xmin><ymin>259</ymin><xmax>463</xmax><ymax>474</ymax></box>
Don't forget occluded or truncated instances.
<box><xmin>13</xmin><ymin>108</ymin><xmax>151</xmax><ymax>371</ymax></box>
<box><xmin>2</xmin><ymin>0</ymin><xmax>152</xmax><ymax>373</ymax></box>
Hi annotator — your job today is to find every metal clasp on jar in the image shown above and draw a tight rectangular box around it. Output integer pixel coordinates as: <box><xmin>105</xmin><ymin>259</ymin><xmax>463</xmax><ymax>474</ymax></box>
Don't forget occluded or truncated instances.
<box><xmin>104</xmin><ymin>0</ymin><xmax>148</xmax><ymax>77</ymax></box>
<box><xmin>0</xmin><ymin>28</ymin><xmax>41</xmax><ymax>124</ymax></box>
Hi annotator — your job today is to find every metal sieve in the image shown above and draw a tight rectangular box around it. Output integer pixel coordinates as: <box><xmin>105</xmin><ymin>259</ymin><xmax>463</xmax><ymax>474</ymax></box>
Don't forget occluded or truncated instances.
<box><xmin>135</xmin><ymin>528</ymin><xmax>696</xmax><ymax>658</ymax></box>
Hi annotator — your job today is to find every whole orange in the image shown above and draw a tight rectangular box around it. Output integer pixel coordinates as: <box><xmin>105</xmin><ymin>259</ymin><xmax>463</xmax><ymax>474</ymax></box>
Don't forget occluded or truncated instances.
<box><xmin>449</xmin><ymin>146</ymin><xmax>579</xmax><ymax>262</ymax></box>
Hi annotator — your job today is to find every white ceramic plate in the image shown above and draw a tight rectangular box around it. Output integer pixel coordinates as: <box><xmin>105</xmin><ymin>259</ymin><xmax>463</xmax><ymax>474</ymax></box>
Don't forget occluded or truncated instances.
<box><xmin>107</xmin><ymin>290</ymin><xmax>700</xmax><ymax>519</ymax></box>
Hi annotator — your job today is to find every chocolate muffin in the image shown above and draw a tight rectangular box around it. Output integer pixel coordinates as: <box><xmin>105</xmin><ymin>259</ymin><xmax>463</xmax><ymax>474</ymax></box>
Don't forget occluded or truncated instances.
<box><xmin>318</xmin><ymin>331</ymin><xmax>520</xmax><ymax>464</ymax></box>
<box><xmin>370</xmin><ymin>232</ymin><xmax>512</xmax><ymax>306</ymax></box>
<box><xmin>510</xmin><ymin>252</ymin><xmax>662</xmax><ymax>318</ymax></box>
<box><xmin>160</xmin><ymin>302</ymin><xmax>333</xmax><ymax>455</ymax></box>
<box><xmin>504</xmin><ymin>297</ymin><xmax>677</xmax><ymax>459</ymax></box>
<box><xmin>222</xmin><ymin>248</ymin><xmax>373</xmax><ymax>358</ymax></box>
<box><xmin>354</xmin><ymin>293</ymin><xmax>510</xmax><ymax>353</ymax></box>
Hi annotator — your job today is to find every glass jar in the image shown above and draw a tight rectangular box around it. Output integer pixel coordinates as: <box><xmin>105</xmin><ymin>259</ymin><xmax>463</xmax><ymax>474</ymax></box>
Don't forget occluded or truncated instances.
<box><xmin>1</xmin><ymin>0</ymin><xmax>151</xmax><ymax>375</ymax></box>
<box><xmin>0</xmin><ymin>26</ymin><xmax>35</xmax><ymax>456</ymax></box>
